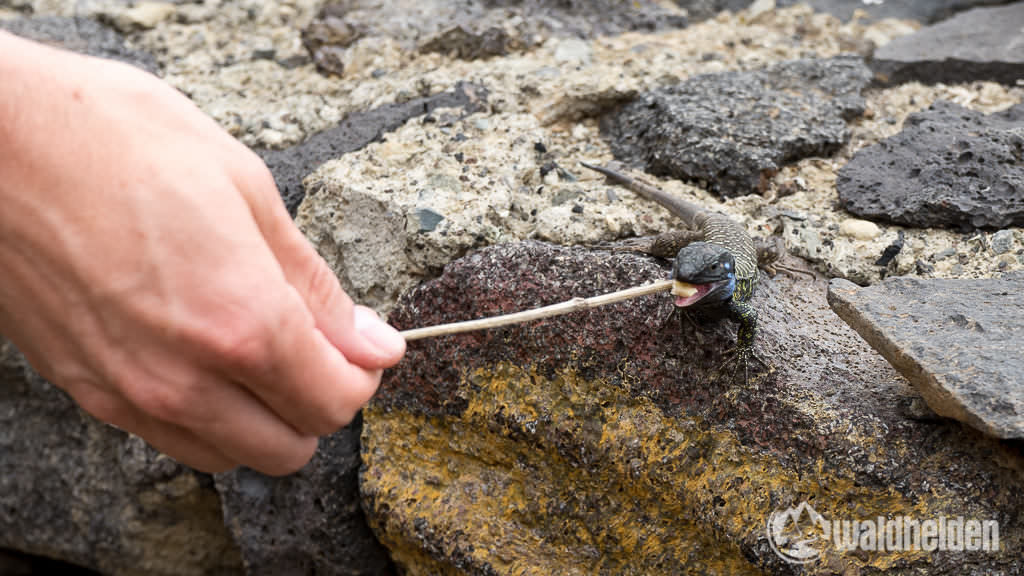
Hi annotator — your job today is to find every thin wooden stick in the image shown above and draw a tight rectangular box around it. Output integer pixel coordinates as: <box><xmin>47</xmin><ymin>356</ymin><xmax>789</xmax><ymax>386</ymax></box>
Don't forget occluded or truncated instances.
<box><xmin>399</xmin><ymin>278</ymin><xmax>674</xmax><ymax>341</ymax></box>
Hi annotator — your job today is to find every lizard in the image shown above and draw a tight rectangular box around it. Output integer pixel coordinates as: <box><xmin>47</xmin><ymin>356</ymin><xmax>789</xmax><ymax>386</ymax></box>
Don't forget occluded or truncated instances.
<box><xmin>579</xmin><ymin>161</ymin><xmax>762</xmax><ymax>377</ymax></box>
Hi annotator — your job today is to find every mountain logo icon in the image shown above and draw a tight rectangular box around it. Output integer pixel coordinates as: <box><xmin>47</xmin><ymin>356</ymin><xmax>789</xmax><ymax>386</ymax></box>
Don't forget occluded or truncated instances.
<box><xmin>766</xmin><ymin>501</ymin><xmax>829</xmax><ymax>564</ymax></box>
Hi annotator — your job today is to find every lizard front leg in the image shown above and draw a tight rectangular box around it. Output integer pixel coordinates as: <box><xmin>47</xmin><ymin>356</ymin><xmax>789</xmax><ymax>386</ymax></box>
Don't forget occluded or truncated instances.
<box><xmin>728</xmin><ymin>298</ymin><xmax>758</xmax><ymax>356</ymax></box>
<box><xmin>717</xmin><ymin>297</ymin><xmax>761</xmax><ymax>386</ymax></box>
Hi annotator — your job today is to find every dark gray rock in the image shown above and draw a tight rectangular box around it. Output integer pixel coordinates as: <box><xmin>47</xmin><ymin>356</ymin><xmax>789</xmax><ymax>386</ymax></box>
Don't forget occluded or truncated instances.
<box><xmin>0</xmin><ymin>16</ymin><xmax>159</xmax><ymax>74</ymax></box>
<box><xmin>261</xmin><ymin>82</ymin><xmax>488</xmax><ymax>215</ymax></box>
<box><xmin>0</xmin><ymin>340</ymin><xmax>244</xmax><ymax>576</ymax></box>
<box><xmin>828</xmin><ymin>274</ymin><xmax>1024</xmax><ymax>439</ymax></box>
<box><xmin>418</xmin><ymin>23</ymin><xmax>518</xmax><ymax>61</ymax></box>
<box><xmin>215</xmin><ymin>415</ymin><xmax>394</xmax><ymax>576</ymax></box>
<box><xmin>777</xmin><ymin>0</ymin><xmax>1016</xmax><ymax>23</ymax></box>
<box><xmin>871</xmin><ymin>2</ymin><xmax>1024</xmax><ymax>85</ymax></box>
<box><xmin>837</xmin><ymin>100</ymin><xmax>1024</xmax><ymax>230</ymax></box>
<box><xmin>0</xmin><ymin>548</ymin><xmax>100</xmax><ymax>576</ymax></box>
<box><xmin>674</xmin><ymin>0</ymin><xmax>757</xmax><ymax>21</ymax></box>
<box><xmin>600</xmin><ymin>56</ymin><xmax>870</xmax><ymax>197</ymax></box>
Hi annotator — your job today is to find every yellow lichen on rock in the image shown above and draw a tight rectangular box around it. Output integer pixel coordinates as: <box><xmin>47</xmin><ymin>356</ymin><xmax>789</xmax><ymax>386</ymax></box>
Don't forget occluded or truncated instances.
<box><xmin>361</xmin><ymin>363</ymin><xmax>967</xmax><ymax>575</ymax></box>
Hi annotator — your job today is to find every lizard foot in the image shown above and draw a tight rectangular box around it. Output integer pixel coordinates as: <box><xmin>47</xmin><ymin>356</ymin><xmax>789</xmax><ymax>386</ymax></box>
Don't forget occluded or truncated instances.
<box><xmin>710</xmin><ymin>345</ymin><xmax>772</xmax><ymax>389</ymax></box>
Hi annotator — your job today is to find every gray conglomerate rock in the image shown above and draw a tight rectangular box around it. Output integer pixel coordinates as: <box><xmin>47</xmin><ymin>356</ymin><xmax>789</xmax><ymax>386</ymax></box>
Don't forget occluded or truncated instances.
<box><xmin>828</xmin><ymin>274</ymin><xmax>1024</xmax><ymax>440</ymax></box>
<box><xmin>0</xmin><ymin>340</ymin><xmax>244</xmax><ymax>576</ymax></box>
<box><xmin>871</xmin><ymin>2</ymin><xmax>1024</xmax><ymax>86</ymax></box>
<box><xmin>360</xmin><ymin>241</ymin><xmax>1023</xmax><ymax>575</ymax></box>
<box><xmin>837</xmin><ymin>100</ymin><xmax>1024</xmax><ymax>230</ymax></box>
<box><xmin>303</xmin><ymin>0</ymin><xmax>696</xmax><ymax>73</ymax></box>
<box><xmin>600</xmin><ymin>56</ymin><xmax>871</xmax><ymax>197</ymax></box>
<box><xmin>0</xmin><ymin>15</ymin><xmax>159</xmax><ymax>73</ymax></box>
<box><xmin>214</xmin><ymin>416</ymin><xmax>394</xmax><ymax>576</ymax></box>
<box><xmin>260</xmin><ymin>81</ymin><xmax>487</xmax><ymax>215</ymax></box>
<box><xmin>776</xmin><ymin>0</ymin><xmax>1017</xmax><ymax>23</ymax></box>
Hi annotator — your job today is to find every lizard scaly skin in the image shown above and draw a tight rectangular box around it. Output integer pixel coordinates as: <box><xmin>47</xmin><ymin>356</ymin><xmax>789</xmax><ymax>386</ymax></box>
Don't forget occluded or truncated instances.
<box><xmin>581</xmin><ymin>162</ymin><xmax>760</xmax><ymax>361</ymax></box>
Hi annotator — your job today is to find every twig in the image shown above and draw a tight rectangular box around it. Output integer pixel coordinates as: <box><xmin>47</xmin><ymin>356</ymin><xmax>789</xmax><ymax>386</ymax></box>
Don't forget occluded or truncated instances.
<box><xmin>399</xmin><ymin>278</ymin><xmax>674</xmax><ymax>341</ymax></box>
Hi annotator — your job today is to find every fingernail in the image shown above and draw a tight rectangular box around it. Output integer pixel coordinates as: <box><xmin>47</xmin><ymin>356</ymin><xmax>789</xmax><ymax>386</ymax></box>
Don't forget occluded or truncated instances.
<box><xmin>354</xmin><ymin>306</ymin><xmax>406</xmax><ymax>359</ymax></box>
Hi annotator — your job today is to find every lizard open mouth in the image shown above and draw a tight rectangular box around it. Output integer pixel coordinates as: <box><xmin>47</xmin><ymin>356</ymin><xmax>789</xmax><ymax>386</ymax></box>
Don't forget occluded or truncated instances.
<box><xmin>671</xmin><ymin>280</ymin><xmax>715</xmax><ymax>307</ymax></box>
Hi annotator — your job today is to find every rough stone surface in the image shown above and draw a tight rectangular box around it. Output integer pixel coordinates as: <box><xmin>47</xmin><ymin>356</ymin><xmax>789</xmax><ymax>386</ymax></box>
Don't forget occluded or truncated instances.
<box><xmin>3</xmin><ymin>0</ymin><xmax>1024</xmax><ymax>572</ymax></box>
<box><xmin>102</xmin><ymin>1</ymin><xmax>176</xmax><ymax>33</ymax></box>
<box><xmin>600</xmin><ymin>56</ymin><xmax>871</xmax><ymax>197</ymax></box>
<box><xmin>215</xmin><ymin>416</ymin><xmax>394</xmax><ymax>576</ymax></box>
<box><xmin>262</xmin><ymin>81</ymin><xmax>487</xmax><ymax>215</ymax></box>
<box><xmin>304</xmin><ymin>0</ymin><xmax>699</xmax><ymax>72</ymax></box>
<box><xmin>0</xmin><ymin>340</ymin><xmax>244</xmax><ymax>576</ymax></box>
<box><xmin>871</xmin><ymin>2</ymin><xmax>1024</xmax><ymax>86</ymax></box>
<box><xmin>837</xmin><ymin>100</ymin><xmax>1024</xmax><ymax>230</ymax></box>
<box><xmin>777</xmin><ymin>0</ymin><xmax>1017</xmax><ymax>23</ymax></box>
<box><xmin>828</xmin><ymin>274</ymin><xmax>1024</xmax><ymax>440</ymax></box>
<box><xmin>0</xmin><ymin>14</ymin><xmax>158</xmax><ymax>73</ymax></box>
<box><xmin>363</xmin><ymin>241</ymin><xmax>1023</xmax><ymax>575</ymax></box>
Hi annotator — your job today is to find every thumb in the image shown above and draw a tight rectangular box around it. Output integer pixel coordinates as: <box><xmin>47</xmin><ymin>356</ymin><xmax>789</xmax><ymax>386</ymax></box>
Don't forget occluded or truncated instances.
<box><xmin>240</xmin><ymin>163</ymin><xmax>406</xmax><ymax>369</ymax></box>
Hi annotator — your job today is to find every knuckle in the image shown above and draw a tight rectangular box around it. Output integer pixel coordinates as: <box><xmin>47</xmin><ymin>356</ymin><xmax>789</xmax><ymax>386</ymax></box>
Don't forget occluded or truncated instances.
<box><xmin>129</xmin><ymin>380</ymin><xmax>194</xmax><ymax>424</ymax></box>
<box><xmin>320</xmin><ymin>404</ymin><xmax>357</xmax><ymax>434</ymax></box>
<box><xmin>264</xmin><ymin>437</ymin><xmax>318</xmax><ymax>477</ymax></box>
<box><xmin>202</xmin><ymin>310</ymin><xmax>278</xmax><ymax>376</ymax></box>
<box><xmin>304</xmin><ymin>256</ymin><xmax>347</xmax><ymax>314</ymax></box>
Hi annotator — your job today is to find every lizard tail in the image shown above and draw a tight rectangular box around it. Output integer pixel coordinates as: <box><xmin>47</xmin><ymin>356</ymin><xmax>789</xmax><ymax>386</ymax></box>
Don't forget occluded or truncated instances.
<box><xmin>579</xmin><ymin>161</ymin><xmax>704</xmax><ymax>227</ymax></box>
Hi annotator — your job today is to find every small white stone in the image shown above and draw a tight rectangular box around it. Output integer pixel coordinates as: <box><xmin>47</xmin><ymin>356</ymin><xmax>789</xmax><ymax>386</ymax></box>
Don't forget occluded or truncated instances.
<box><xmin>747</xmin><ymin>0</ymin><xmax>775</xmax><ymax>20</ymax></box>
<box><xmin>257</xmin><ymin>129</ymin><xmax>286</xmax><ymax>148</ymax></box>
<box><xmin>553</xmin><ymin>38</ymin><xmax>592</xmax><ymax>65</ymax></box>
<box><xmin>117</xmin><ymin>2</ymin><xmax>176</xmax><ymax>30</ymax></box>
<box><xmin>839</xmin><ymin>218</ymin><xmax>881</xmax><ymax>240</ymax></box>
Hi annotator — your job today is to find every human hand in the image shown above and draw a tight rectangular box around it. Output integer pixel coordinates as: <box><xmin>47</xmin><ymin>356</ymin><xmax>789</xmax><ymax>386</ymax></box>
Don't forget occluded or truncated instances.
<box><xmin>0</xmin><ymin>33</ymin><xmax>405</xmax><ymax>475</ymax></box>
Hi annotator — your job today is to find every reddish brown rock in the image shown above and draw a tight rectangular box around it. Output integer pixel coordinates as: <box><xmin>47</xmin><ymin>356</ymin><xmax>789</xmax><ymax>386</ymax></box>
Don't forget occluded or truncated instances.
<box><xmin>361</xmin><ymin>241</ymin><xmax>1024</xmax><ymax>575</ymax></box>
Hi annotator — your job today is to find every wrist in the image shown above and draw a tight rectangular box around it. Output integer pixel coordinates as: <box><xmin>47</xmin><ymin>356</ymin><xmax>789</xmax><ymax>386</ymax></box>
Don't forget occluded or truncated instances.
<box><xmin>0</xmin><ymin>32</ymin><xmax>89</xmax><ymax>190</ymax></box>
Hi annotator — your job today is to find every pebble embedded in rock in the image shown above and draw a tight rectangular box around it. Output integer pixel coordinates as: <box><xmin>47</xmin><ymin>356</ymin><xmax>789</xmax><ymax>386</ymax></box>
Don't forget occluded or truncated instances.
<box><xmin>838</xmin><ymin>218</ymin><xmax>881</xmax><ymax>240</ymax></box>
<box><xmin>106</xmin><ymin>1</ymin><xmax>176</xmax><ymax>32</ymax></box>
<box><xmin>871</xmin><ymin>3</ymin><xmax>1024</xmax><ymax>85</ymax></box>
<box><xmin>828</xmin><ymin>274</ymin><xmax>1024</xmax><ymax>439</ymax></box>
<box><xmin>837</xmin><ymin>100</ymin><xmax>1024</xmax><ymax>230</ymax></box>
<box><xmin>991</xmin><ymin>229</ymin><xmax>1015</xmax><ymax>255</ymax></box>
<box><xmin>416</xmin><ymin>208</ymin><xmax>445</xmax><ymax>232</ymax></box>
<box><xmin>600</xmin><ymin>56</ymin><xmax>870</xmax><ymax>197</ymax></box>
<box><xmin>553</xmin><ymin>38</ymin><xmax>593</xmax><ymax>65</ymax></box>
<box><xmin>746</xmin><ymin>0</ymin><xmax>776</xmax><ymax>20</ymax></box>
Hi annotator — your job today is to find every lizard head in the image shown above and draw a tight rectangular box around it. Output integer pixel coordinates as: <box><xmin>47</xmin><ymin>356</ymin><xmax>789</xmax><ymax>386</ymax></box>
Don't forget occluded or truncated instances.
<box><xmin>670</xmin><ymin>242</ymin><xmax>736</xmax><ymax>307</ymax></box>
